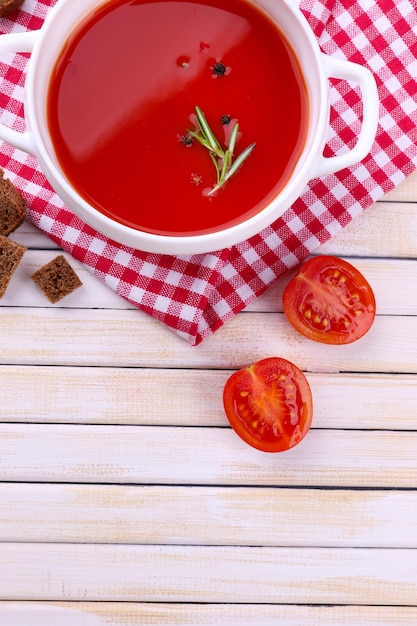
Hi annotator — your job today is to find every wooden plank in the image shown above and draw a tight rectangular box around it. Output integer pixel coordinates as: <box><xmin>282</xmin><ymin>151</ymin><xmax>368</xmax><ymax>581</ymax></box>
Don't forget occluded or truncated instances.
<box><xmin>0</xmin><ymin>364</ymin><xmax>229</xmax><ymax>425</ymax></box>
<box><xmin>2</xmin><ymin>154</ymin><xmax>415</xmax><ymax>619</ymax></box>
<box><xmin>0</xmin><ymin>249</ymin><xmax>126</xmax><ymax>309</ymax></box>
<box><xmin>9</xmin><ymin>221</ymin><xmax>61</xmax><ymax>250</ymax></box>
<box><xmin>1</xmin><ymin>424</ymin><xmax>417</xmax><ymax>488</ymax></box>
<box><xmin>10</xmin><ymin>180</ymin><xmax>417</xmax><ymax>259</ymax></box>
<box><xmin>1</xmin><ymin>602</ymin><xmax>417</xmax><ymax>626</ymax></box>
<box><xmin>319</xmin><ymin>202</ymin><xmax>417</xmax><ymax>258</ymax></box>
<box><xmin>0</xmin><ymin>308</ymin><xmax>416</xmax><ymax>372</ymax></box>
<box><xmin>1</xmin><ymin>543</ymin><xmax>417</xmax><ymax>604</ymax></box>
<box><xmin>3</xmin><ymin>249</ymin><xmax>417</xmax><ymax>316</ymax></box>
<box><xmin>1</xmin><ymin>483</ymin><xmax>417</xmax><ymax>548</ymax></box>
<box><xmin>382</xmin><ymin>168</ymin><xmax>417</xmax><ymax>202</ymax></box>
<box><xmin>3</xmin><ymin>243</ymin><xmax>416</xmax><ymax>317</ymax></box>
<box><xmin>248</xmin><ymin>258</ymin><xmax>417</xmax><ymax>316</ymax></box>
<box><xmin>2</xmin><ymin>367</ymin><xmax>416</xmax><ymax>429</ymax></box>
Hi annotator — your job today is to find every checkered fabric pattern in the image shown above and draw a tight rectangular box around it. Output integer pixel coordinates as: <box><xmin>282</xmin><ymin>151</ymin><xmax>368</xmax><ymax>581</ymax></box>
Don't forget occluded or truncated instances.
<box><xmin>1</xmin><ymin>0</ymin><xmax>416</xmax><ymax>344</ymax></box>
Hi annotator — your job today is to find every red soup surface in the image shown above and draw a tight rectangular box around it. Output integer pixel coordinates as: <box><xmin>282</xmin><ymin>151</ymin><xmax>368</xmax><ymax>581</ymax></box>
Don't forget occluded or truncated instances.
<box><xmin>48</xmin><ymin>0</ymin><xmax>308</xmax><ymax>237</ymax></box>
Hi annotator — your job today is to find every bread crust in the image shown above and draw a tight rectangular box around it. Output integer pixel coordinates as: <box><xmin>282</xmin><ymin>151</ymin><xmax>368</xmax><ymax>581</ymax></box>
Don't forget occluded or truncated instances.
<box><xmin>0</xmin><ymin>234</ymin><xmax>26</xmax><ymax>298</ymax></box>
<box><xmin>0</xmin><ymin>168</ymin><xmax>27</xmax><ymax>236</ymax></box>
<box><xmin>31</xmin><ymin>255</ymin><xmax>83</xmax><ymax>303</ymax></box>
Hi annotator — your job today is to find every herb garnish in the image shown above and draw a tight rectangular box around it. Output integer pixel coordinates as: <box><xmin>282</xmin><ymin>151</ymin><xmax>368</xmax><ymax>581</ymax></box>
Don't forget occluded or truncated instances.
<box><xmin>187</xmin><ymin>106</ymin><xmax>255</xmax><ymax>197</ymax></box>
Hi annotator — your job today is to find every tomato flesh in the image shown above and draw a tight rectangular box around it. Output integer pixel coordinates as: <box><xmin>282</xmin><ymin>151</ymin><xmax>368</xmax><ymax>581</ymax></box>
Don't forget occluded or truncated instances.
<box><xmin>283</xmin><ymin>256</ymin><xmax>376</xmax><ymax>345</ymax></box>
<box><xmin>223</xmin><ymin>357</ymin><xmax>313</xmax><ymax>452</ymax></box>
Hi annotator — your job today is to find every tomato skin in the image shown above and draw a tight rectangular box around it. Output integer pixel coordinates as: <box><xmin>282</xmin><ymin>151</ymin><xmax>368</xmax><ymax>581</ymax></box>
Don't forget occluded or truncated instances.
<box><xmin>223</xmin><ymin>357</ymin><xmax>313</xmax><ymax>453</ymax></box>
<box><xmin>283</xmin><ymin>256</ymin><xmax>376</xmax><ymax>345</ymax></box>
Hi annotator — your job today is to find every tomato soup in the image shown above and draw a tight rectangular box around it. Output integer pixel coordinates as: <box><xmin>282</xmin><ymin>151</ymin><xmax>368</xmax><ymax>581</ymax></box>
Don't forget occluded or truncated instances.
<box><xmin>47</xmin><ymin>0</ymin><xmax>308</xmax><ymax>237</ymax></box>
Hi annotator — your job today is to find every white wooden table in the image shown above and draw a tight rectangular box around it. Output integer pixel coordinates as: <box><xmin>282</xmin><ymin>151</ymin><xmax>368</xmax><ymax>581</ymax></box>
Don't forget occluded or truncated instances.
<box><xmin>1</xmin><ymin>170</ymin><xmax>417</xmax><ymax>625</ymax></box>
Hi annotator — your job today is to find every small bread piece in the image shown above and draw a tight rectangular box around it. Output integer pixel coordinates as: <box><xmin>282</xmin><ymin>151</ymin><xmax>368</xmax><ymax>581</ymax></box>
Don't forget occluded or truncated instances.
<box><xmin>0</xmin><ymin>0</ymin><xmax>24</xmax><ymax>18</ymax></box>
<box><xmin>0</xmin><ymin>168</ymin><xmax>27</xmax><ymax>236</ymax></box>
<box><xmin>31</xmin><ymin>254</ymin><xmax>82</xmax><ymax>303</ymax></box>
<box><xmin>0</xmin><ymin>233</ymin><xmax>26</xmax><ymax>298</ymax></box>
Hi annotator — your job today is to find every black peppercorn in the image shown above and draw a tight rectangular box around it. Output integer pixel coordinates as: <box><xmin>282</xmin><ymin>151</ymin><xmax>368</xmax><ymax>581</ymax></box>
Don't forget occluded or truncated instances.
<box><xmin>212</xmin><ymin>62</ymin><xmax>227</xmax><ymax>77</ymax></box>
<box><xmin>181</xmin><ymin>134</ymin><xmax>193</xmax><ymax>147</ymax></box>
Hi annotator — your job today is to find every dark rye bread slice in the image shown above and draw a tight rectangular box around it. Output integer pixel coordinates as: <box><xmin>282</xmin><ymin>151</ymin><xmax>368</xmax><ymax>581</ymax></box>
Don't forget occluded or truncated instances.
<box><xmin>31</xmin><ymin>255</ymin><xmax>83</xmax><ymax>303</ymax></box>
<box><xmin>0</xmin><ymin>234</ymin><xmax>26</xmax><ymax>298</ymax></box>
<box><xmin>0</xmin><ymin>168</ymin><xmax>27</xmax><ymax>236</ymax></box>
<box><xmin>0</xmin><ymin>0</ymin><xmax>24</xmax><ymax>18</ymax></box>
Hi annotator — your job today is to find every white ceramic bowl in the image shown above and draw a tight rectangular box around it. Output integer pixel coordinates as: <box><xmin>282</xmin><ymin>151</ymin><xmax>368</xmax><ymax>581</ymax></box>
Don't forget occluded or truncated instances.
<box><xmin>0</xmin><ymin>0</ymin><xmax>379</xmax><ymax>254</ymax></box>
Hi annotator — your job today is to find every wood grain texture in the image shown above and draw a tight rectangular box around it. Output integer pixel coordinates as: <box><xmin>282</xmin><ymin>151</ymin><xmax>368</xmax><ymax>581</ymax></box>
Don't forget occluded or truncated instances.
<box><xmin>2</xmin><ymin>602</ymin><xmax>417</xmax><ymax>626</ymax></box>
<box><xmin>319</xmin><ymin>201</ymin><xmax>417</xmax><ymax>257</ymax></box>
<box><xmin>1</xmin><ymin>543</ymin><xmax>417</xmax><ymax>604</ymax></box>
<box><xmin>9</xmin><ymin>194</ymin><xmax>417</xmax><ymax>258</ymax></box>
<box><xmin>2</xmin><ymin>251</ymin><xmax>417</xmax><ymax>316</ymax></box>
<box><xmin>247</xmin><ymin>257</ymin><xmax>417</xmax><ymax>315</ymax></box>
<box><xmin>0</xmin><ymin>308</ymin><xmax>416</xmax><ymax>372</ymax></box>
<box><xmin>1</xmin><ymin>423</ymin><xmax>417</xmax><ymax>487</ymax></box>
<box><xmin>2</xmin><ymin>366</ymin><xmax>416</xmax><ymax>428</ymax></box>
<box><xmin>382</xmin><ymin>168</ymin><xmax>417</xmax><ymax>202</ymax></box>
<box><xmin>1</xmin><ymin>169</ymin><xmax>416</xmax><ymax>621</ymax></box>
<box><xmin>1</xmin><ymin>483</ymin><xmax>417</xmax><ymax>547</ymax></box>
<box><xmin>0</xmin><ymin>249</ymin><xmax>124</xmax><ymax>308</ymax></box>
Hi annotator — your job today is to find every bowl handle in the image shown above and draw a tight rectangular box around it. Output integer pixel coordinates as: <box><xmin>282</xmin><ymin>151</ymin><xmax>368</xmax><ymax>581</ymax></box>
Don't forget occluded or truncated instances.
<box><xmin>0</xmin><ymin>30</ymin><xmax>39</xmax><ymax>155</ymax></box>
<box><xmin>312</xmin><ymin>55</ymin><xmax>379</xmax><ymax>178</ymax></box>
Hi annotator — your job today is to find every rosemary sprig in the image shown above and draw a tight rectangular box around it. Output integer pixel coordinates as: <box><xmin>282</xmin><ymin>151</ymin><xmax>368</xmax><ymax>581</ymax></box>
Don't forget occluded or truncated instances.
<box><xmin>188</xmin><ymin>106</ymin><xmax>255</xmax><ymax>196</ymax></box>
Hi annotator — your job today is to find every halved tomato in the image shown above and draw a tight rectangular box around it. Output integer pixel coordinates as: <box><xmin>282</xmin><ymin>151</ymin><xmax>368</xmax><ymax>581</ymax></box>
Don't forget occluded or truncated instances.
<box><xmin>223</xmin><ymin>357</ymin><xmax>313</xmax><ymax>453</ymax></box>
<box><xmin>283</xmin><ymin>255</ymin><xmax>376</xmax><ymax>345</ymax></box>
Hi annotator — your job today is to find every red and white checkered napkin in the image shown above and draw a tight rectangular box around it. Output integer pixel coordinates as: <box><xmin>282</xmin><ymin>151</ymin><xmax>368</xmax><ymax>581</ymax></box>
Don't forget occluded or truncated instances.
<box><xmin>1</xmin><ymin>0</ymin><xmax>416</xmax><ymax>344</ymax></box>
